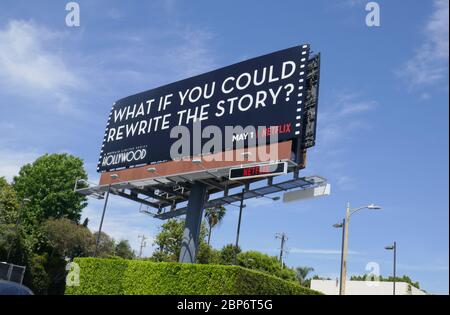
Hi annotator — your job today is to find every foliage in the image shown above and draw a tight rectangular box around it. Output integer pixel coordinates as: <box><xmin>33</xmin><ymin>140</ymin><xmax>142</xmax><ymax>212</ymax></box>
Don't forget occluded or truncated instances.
<box><xmin>0</xmin><ymin>177</ymin><xmax>20</xmax><ymax>224</ymax></box>
<box><xmin>24</xmin><ymin>254</ymin><xmax>50</xmax><ymax>295</ymax></box>
<box><xmin>196</xmin><ymin>243</ymin><xmax>221</xmax><ymax>264</ymax></box>
<box><xmin>220</xmin><ymin>244</ymin><xmax>241</xmax><ymax>265</ymax></box>
<box><xmin>66</xmin><ymin>258</ymin><xmax>322</xmax><ymax>295</ymax></box>
<box><xmin>114</xmin><ymin>240</ymin><xmax>135</xmax><ymax>259</ymax></box>
<box><xmin>237</xmin><ymin>251</ymin><xmax>297</xmax><ymax>282</ymax></box>
<box><xmin>350</xmin><ymin>274</ymin><xmax>420</xmax><ymax>289</ymax></box>
<box><xmin>0</xmin><ymin>154</ymin><xmax>142</xmax><ymax>295</ymax></box>
<box><xmin>43</xmin><ymin>218</ymin><xmax>94</xmax><ymax>258</ymax></box>
<box><xmin>296</xmin><ymin>266</ymin><xmax>315</xmax><ymax>286</ymax></box>
<box><xmin>0</xmin><ymin>178</ymin><xmax>24</xmax><ymax>262</ymax></box>
<box><xmin>13</xmin><ymin>153</ymin><xmax>88</xmax><ymax>225</ymax></box>
<box><xmin>204</xmin><ymin>206</ymin><xmax>226</xmax><ymax>245</ymax></box>
<box><xmin>92</xmin><ymin>231</ymin><xmax>115</xmax><ymax>257</ymax></box>
<box><xmin>151</xmin><ymin>219</ymin><xmax>208</xmax><ymax>262</ymax></box>
<box><xmin>152</xmin><ymin>219</ymin><xmax>184</xmax><ymax>261</ymax></box>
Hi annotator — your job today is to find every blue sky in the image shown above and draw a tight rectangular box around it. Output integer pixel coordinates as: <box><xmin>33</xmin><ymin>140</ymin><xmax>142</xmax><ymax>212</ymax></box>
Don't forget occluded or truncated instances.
<box><xmin>0</xmin><ymin>0</ymin><xmax>448</xmax><ymax>294</ymax></box>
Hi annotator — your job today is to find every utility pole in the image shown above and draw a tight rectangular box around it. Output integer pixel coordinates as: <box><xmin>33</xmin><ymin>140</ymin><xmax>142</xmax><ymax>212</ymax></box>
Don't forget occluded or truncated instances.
<box><xmin>138</xmin><ymin>234</ymin><xmax>147</xmax><ymax>258</ymax></box>
<box><xmin>233</xmin><ymin>189</ymin><xmax>245</xmax><ymax>265</ymax></box>
<box><xmin>275</xmin><ymin>233</ymin><xmax>287</xmax><ymax>269</ymax></box>
<box><xmin>333</xmin><ymin>202</ymin><xmax>381</xmax><ymax>295</ymax></box>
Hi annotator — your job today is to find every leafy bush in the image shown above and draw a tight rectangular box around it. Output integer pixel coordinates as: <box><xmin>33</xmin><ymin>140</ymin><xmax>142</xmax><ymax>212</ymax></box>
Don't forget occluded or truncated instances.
<box><xmin>237</xmin><ymin>251</ymin><xmax>297</xmax><ymax>282</ymax></box>
<box><xmin>66</xmin><ymin>258</ymin><xmax>322</xmax><ymax>295</ymax></box>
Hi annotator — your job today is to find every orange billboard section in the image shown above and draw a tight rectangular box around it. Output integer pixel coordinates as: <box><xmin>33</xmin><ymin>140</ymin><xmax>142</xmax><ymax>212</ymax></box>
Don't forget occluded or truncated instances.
<box><xmin>99</xmin><ymin>141</ymin><xmax>294</xmax><ymax>186</ymax></box>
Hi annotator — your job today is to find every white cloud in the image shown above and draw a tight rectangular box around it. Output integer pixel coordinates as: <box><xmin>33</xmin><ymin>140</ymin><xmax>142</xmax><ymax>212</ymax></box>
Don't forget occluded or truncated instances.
<box><xmin>289</xmin><ymin>248</ymin><xmax>360</xmax><ymax>255</ymax></box>
<box><xmin>397</xmin><ymin>0</ymin><xmax>449</xmax><ymax>89</ymax></box>
<box><xmin>318</xmin><ymin>92</ymin><xmax>377</xmax><ymax>147</ymax></box>
<box><xmin>0</xmin><ymin>20</ymin><xmax>82</xmax><ymax>112</ymax></box>
<box><xmin>0</xmin><ymin>149</ymin><xmax>39</xmax><ymax>182</ymax></box>
<box><xmin>310</xmin><ymin>91</ymin><xmax>377</xmax><ymax>191</ymax></box>
<box><xmin>168</xmin><ymin>28</ymin><xmax>216</xmax><ymax>78</ymax></box>
<box><xmin>336</xmin><ymin>175</ymin><xmax>357</xmax><ymax>191</ymax></box>
<box><xmin>342</xmin><ymin>0</ymin><xmax>365</xmax><ymax>8</ymax></box>
<box><xmin>397</xmin><ymin>263</ymin><xmax>449</xmax><ymax>272</ymax></box>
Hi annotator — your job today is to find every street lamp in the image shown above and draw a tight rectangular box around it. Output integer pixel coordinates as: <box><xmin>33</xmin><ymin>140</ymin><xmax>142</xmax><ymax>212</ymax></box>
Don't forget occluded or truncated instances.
<box><xmin>257</xmin><ymin>195</ymin><xmax>280</xmax><ymax>201</ymax></box>
<box><xmin>385</xmin><ymin>242</ymin><xmax>397</xmax><ymax>295</ymax></box>
<box><xmin>94</xmin><ymin>173</ymin><xmax>118</xmax><ymax>257</ymax></box>
<box><xmin>333</xmin><ymin>218</ymin><xmax>346</xmax><ymax>296</ymax></box>
<box><xmin>333</xmin><ymin>202</ymin><xmax>382</xmax><ymax>295</ymax></box>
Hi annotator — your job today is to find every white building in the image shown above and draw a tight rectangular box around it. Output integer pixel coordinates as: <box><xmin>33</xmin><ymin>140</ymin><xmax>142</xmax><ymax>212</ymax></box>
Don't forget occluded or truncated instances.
<box><xmin>311</xmin><ymin>279</ymin><xmax>427</xmax><ymax>295</ymax></box>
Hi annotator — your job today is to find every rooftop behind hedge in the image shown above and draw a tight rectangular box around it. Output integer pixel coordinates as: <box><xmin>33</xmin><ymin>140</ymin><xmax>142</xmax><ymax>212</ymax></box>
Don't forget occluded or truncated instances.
<box><xmin>65</xmin><ymin>258</ymin><xmax>321</xmax><ymax>295</ymax></box>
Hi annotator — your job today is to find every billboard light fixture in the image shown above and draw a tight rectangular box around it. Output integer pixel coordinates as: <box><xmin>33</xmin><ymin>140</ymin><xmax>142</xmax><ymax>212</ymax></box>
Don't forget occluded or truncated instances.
<box><xmin>110</xmin><ymin>174</ymin><xmax>119</xmax><ymax>179</ymax></box>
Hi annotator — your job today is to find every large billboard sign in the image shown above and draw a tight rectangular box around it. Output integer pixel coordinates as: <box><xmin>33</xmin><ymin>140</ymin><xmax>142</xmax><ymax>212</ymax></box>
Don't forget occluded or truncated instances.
<box><xmin>98</xmin><ymin>44</ymin><xmax>312</xmax><ymax>172</ymax></box>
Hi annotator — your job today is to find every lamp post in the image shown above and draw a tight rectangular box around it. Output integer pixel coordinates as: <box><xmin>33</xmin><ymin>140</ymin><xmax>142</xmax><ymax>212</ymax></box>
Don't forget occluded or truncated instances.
<box><xmin>275</xmin><ymin>232</ymin><xmax>288</xmax><ymax>269</ymax></box>
<box><xmin>94</xmin><ymin>173</ymin><xmax>118</xmax><ymax>257</ymax></box>
<box><xmin>385</xmin><ymin>242</ymin><xmax>397</xmax><ymax>295</ymax></box>
<box><xmin>6</xmin><ymin>198</ymin><xmax>31</xmax><ymax>262</ymax></box>
<box><xmin>333</xmin><ymin>202</ymin><xmax>381</xmax><ymax>295</ymax></box>
<box><xmin>332</xmin><ymin>218</ymin><xmax>346</xmax><ymax>295</ymax></box>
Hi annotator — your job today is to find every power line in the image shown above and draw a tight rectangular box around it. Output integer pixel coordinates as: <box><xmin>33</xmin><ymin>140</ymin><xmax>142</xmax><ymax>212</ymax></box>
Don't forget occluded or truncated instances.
<box><xmin>275</xmin><ymin>232</ymin><xmax>288</xmax><ymax>269</ymax></box>
<box><xmin>138</xmin><ymin>234</ymin><xmax>147</xmax><ymax>258</ymax></box>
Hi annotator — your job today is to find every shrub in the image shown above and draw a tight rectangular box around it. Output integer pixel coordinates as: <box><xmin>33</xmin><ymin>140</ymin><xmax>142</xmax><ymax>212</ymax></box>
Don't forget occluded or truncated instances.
<box><xmin>237</xmin><ymin>251</ymin><xmax>297</xmax><ymax>282</ymax></box>
<box><xmin>66</xmin><ymin>258</ymin><xmax>321</xmax><ymax>295</ymax></box>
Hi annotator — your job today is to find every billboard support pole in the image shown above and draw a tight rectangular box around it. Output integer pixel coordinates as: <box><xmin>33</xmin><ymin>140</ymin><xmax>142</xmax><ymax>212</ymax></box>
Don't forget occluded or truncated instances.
<box><xmin>94</xmin><ymin>184</ymin><xmax>111</xmax><ymax>257</ymax></box>
<box><xmin>179</xmin><ymin>182</ymin><xmax>207</xmax><ymax>263</ymax></box>
<box><xmin>233</xmin><ymin>189</ymin><xmax>245</xmax><ymax>265</ymax></box>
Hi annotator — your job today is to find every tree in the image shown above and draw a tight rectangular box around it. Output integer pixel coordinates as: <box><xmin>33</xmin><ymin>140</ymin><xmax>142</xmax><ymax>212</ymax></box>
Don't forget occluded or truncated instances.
<box><xmin>204</xmin><ymin>206</ymin><xmax>226</xmax><ymax>245</ymax></box>
<box><xmin>82</xmin><ymin>218</ymin><xmax>89</xmax><ymax>227</ymax></box>
<box><xmin>92</xmin><ymin>231</ymin><xmax>115</xmax><ymax>257</ymax></box>
<box><xmin>152</xmin><ymin>219</ymin><xmax>184</xmax><ymax>262</ymax></box>
<box><xmin>115</xmin><ymin>240</ymin><xmax>134</xmax><ymax>259</ymax></box>
<box><xmin>24</xmin><ymin>253</ymin><xmax>50</xmax><ymax>295</ymax></box>
<box><xmin>13</xmin><ymin>153</ymin><xmax>88</xmax><ymax>225</ymax></box>
<box><xmin>196</xmin><ymin>243</ymin><xmax>220</xmax><ymax>264</ymax></box>
<box><xmin>0</xmin><ymin>177</ymin><xmax>20</xmax><ymax>224</ymax></box>
<box><xmin>0</xmin><ymin>178</ymin><xmax>19</xmax><ymax>261</ymax></box>
<box><xmin>152</xmin><ymin>219</ymin><xmax>208</xmax><ymax>262</ymax></box>
<box><xmin>220</xmin><ymin>244</ymin><xmax>241</xmax><ymax>265</ymax></box>
<box><xmin>296</xmin><ymin>266</ymin><xmax>314</xmax><ymax>286</ymax></box>
<box><xmin>42</xmin><ymin>218</ymin><xmax>94</xmax><ymax>259</ymax></box>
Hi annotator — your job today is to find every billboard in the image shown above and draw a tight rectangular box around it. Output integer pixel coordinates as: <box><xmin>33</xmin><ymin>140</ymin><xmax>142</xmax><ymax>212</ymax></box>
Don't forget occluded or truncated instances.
<box><xmin>98</xmin><ymin>44</ymin><xmax>311</xmax><ymax>172</ymax></box>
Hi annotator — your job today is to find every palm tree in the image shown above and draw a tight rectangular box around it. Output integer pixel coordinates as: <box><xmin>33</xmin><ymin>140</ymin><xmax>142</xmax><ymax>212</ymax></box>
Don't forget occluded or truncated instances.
<box><xmin>296</xmin><ymin>266</ymin><xmax>314</xmax><ymax>286</ymax></box>
<box><xmin>204</xmin><ymin>206</ymin><xmax>226</xmax><ymax>245</ymax></box>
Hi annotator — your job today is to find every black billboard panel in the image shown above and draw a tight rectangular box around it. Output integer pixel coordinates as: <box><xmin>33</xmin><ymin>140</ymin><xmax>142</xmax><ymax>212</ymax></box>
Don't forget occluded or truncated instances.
<box><xmin>98</xmin><ymin>45</ymin><xmax>311</xmax><ymax>172</ymax></box>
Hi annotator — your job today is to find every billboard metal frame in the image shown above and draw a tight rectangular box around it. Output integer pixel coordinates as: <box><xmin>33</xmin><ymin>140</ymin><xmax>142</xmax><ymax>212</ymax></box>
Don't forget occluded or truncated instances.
<box><xmin>77</xmin><ymin>47</ymin><xmax>323</xmax><ymax>264</ymax></box>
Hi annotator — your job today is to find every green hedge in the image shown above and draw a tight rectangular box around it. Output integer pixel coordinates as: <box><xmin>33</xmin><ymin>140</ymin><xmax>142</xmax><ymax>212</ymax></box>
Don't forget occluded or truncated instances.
<box><xmin>65</xmin><ymin>258</ymin><xmax>321</xmax><ymax>295</ymax></box>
